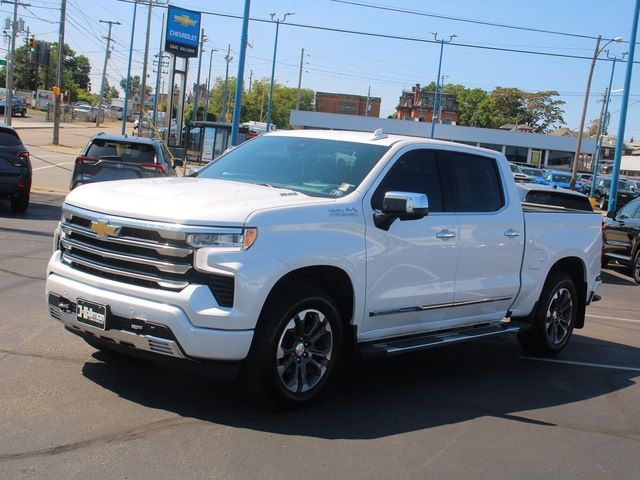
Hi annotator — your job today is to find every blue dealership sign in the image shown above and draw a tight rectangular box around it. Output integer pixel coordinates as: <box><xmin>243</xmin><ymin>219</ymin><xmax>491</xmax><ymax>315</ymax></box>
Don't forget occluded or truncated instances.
<box><xmin>165</xmin><ymin>5</ymin><xmax>201</xmax><ymax>58</ymax></box>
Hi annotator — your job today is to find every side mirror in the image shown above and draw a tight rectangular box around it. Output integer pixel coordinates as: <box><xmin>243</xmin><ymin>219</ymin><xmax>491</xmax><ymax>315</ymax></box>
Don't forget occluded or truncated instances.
<box><xmin>374</xmin><ymin>192</ymin><xmax>429</xmax><ymax>230</ymax></box>
<box><xmin>173</xmin><ymin>159</ymin><xmax>184</xmax><ymax>167</ymax></box>
<box><xmin>606</xmin><ymin>210</ymin><xmax>616</xmax><ymax>219</ymax></box>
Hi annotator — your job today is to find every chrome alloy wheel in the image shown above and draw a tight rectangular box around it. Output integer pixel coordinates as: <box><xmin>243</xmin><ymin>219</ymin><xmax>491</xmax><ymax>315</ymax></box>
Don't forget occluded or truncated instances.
<box><xmin>545</xmin><ymin>287</ymin><xmax>573</xmax><ymax>346</ymax></box>
<box><xmin>276</xmin><ymin>309</ymin><xmax>333</xmax><ymax>393</ymax></box>
<box><xmin>634</xmin><ymin>252</ymin><xmax>640</xmax><ymax>283</ymax></box>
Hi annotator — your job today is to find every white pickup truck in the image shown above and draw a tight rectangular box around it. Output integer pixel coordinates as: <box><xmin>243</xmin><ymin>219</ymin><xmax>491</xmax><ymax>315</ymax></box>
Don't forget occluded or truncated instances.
<box><xmin>46</xmin><ymin>129</ymin><xmax>602</xmax><ymax>407</ymax></box>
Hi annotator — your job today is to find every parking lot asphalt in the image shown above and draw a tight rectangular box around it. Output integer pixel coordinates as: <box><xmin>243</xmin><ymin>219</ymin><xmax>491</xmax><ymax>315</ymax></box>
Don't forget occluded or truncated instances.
<box><xmin>1</xmin><ymin>193</ymin><xmax>639</xmax><ymax>480</ymax></box>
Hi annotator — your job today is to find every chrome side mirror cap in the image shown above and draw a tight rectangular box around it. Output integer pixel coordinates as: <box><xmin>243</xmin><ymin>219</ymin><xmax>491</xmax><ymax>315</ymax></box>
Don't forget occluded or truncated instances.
<box><xmin>375</xmin><ymin>191</ymin><xmax>429</xmax><ymax>230</ymax></box>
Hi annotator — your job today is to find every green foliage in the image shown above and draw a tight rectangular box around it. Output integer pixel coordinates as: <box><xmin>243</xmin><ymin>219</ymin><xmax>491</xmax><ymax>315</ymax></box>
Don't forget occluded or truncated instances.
<box><xmin>120</xmin><ymin>75</ymin><xmax>151</xmax><ymax>96</ymax></box>
<box><xmin>75</xmin><ymin>88</ymin><xmax>98</xmax><ymax>105</ymax></box>
<box><xmin>0</xmin><ymin>42</ymin><xmax>92</xmax><ymax>101</ymax></box>
<box><xmin>420</xmin><ymin>82</ymin><xmax>565</xmax><ymax>132</ymax></box>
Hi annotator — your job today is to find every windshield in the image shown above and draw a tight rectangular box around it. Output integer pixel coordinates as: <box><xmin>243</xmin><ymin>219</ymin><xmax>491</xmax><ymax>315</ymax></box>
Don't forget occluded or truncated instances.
<box><xmin>86</xmin><ymin>139</ymin><xmax>157</xmax><ymax>163</ymax></box>
<box><xmin>550</xmin><ymin>173</ymin><xmax>571</xmax><ymax>182</ymax></box>
<box><xmin>522</xmin><ymin>167</ymin><xmax>544</xmax><ymax>177</ymax></box>
<box><xmin>600</xmin><ymin>179</ymin><xmax>632</xmax><ymax>190</ymax></box>
<box><xmin>195</xmin><ymin>135</ymin><xmax>390</xmax><ymax>198</ymax></box>
<box><xmin>509</xmin><ymin>164</ymin><xmax>522</xmax><ymax>173</ymax></box>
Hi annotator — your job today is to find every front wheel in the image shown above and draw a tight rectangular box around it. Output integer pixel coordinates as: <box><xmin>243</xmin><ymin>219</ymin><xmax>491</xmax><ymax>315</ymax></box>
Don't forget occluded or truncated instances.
<box><xmin>632</xmin><ymin>250</ymin><xmax>640</xmax><ymax>284</ymax></box>
<box><xmin>518</xmin><ymin>272</ymin><xmax>577</xmax><ymax>357</ymax></box>
<box><xmin>241</xmin><ymin>286</ymin><xmax>343</xmax><ymax>408</ymax></box>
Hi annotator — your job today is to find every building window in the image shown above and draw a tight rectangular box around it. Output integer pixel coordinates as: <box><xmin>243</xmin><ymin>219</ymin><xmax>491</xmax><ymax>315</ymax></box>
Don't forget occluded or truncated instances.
<box><xmin>339</xmin><ymin>103</ymin><xmax>357</xmax><ymax>114</ymax></box>
<box><xmin>479</xmin><ymin>143</ymin><xmax>503</xmax><ymax>152</ymax></box>
<box><xmin>505</xmin><ymin>145</ymin><xmax>528</xmax><ymax>163</ymax></box>
<box><xmin>547</xmin><ymin>150</ymin><xmax>573</xmax><ymax>169</ymax></box>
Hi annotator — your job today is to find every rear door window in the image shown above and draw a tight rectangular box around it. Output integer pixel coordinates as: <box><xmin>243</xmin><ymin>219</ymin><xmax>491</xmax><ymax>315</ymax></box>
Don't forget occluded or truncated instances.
<box><xmin>444</xmin><ymin>151</ymin><xmax>505</xmax><ymax>212</ymax></box>
<box><xmin>86</xmin><ymin>140</ymin><xmax>156</xmax><ymax>163</ymax></box>
<box><xmin>0</xmin><ymin>129</ymin><xmax>22</xmax><ymax>147</ymax></box>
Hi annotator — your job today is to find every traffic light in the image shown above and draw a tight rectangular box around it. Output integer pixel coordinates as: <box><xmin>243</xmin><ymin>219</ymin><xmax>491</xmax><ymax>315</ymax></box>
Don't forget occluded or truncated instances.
<box><xmin>29</xmin><ymin>36</ymin><xmax>36</xmax><ymax>51</ymax></box>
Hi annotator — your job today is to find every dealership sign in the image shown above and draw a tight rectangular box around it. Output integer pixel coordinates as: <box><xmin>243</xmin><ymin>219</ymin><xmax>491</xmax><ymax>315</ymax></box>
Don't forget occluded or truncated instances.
<box><xmin>165</xmin><ymin>5</ymin><xmax>201</xmax><ymax>58</ymax></box>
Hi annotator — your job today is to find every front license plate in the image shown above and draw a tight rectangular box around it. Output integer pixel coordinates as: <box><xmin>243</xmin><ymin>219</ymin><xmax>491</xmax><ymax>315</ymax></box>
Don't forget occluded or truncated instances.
<box><xmin>76</xmin><ymin>299</ymin><xmax>109</xmax><ymax>330</ymax></box>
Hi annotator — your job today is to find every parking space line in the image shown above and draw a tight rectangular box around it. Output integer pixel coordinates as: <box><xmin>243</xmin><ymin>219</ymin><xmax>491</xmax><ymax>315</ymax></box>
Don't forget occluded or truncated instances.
<box><xmin>587</xmin><ymin>314</ymin><xmax>640</xmax><ymax>324</ymax></box>
<box><xmin>519</xmin><ymin>356</ymin><xmax>640</xmax><ymax>372</ymax></box>
<box><xmin>33</xmin><ymin>162</ymin><xmax>74</xmax><ymax>171</ymax></box>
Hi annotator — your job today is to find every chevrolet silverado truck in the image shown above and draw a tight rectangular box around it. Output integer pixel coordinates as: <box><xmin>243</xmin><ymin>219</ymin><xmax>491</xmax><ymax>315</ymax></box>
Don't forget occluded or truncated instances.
<box><xmin>46</xmin><ymin>129</ymin><xmax>602</xmax><ymax>407</ymax></box>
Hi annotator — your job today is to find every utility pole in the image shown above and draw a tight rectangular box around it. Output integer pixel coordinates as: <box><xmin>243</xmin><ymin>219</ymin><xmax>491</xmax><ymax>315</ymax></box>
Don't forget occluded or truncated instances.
<box><xmin>248</xmin><ymin>69</ymin><xmax>253</xmax><ymax>92</ymax></box>
<box><xmin>222</xmin><ymin>44</ymin><xmax>232</xmax><ymax>120</ymax></box>
<box><xmin>3</xmin><ymin>0</ymin><xmax>25</xmax><ymax>125</ymax></box>
<box><xmin>121</xmin><ymin>0</ymin><xmax>138</xmax><ymax>135</ymax></box>
<box><xmin>96</xmin><ymin>20</ymin><xmax>120</xmax><ymax>127</ymax></box>
<box><xmin>52</xmin><ymin>0</ymin><xmax>66</xmax><ymax>145</ymax></box>
<box><xmin>139</xmin><ymin>0</ymin><xmax>153</xmax><ymax>117</ymax></box>
<box><xmin>295</xmin><ymin>47</ymin><xmax>305</xmax><ymax>110</ymax></box>
<box><xmin>204</xmin><ymin>48</ymin><xmax>217</xmax><ymax>122</ymax></box>
<box><xmin>231</xmin><ymin>0</ymin><xmax>251</xmax><ymax>145</ymax></box>
<box><xmin>429</xmin><ymin>32</ymin><xmax>456</xmax><ymax>139</ymax></box>
<box><xmin>266</xmin><ymin>12</ymin><xmax>294</xmax><ymax>132</ymax></box>
<box><xmin>364</xmin><ymin>85</ymin><xmax>371</xmax><ymax>117</ymax></box>
<box><xmin>152</xmin><ymin>12</ymin><xmax>165</xmax><ymax>127</ymax></box>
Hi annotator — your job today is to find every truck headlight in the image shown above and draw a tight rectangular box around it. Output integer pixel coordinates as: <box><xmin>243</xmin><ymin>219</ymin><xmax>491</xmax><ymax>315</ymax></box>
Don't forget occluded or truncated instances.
<box><xmin>187</xmin><ymin>227</ymin><xmax>258</xmax><ymax>250</ymax></box>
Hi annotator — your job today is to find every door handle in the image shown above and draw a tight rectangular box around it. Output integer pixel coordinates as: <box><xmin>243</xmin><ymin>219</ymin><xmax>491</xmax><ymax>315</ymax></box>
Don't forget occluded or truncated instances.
<box><xmin>504</xmin><ymin>229</ymin><xmax>520</xmax><ymax>238</ymax></box>
<box><xmin>436</xmin><ymin>230</ymin><xmax>456</xmax><ymax>240</ymax></box>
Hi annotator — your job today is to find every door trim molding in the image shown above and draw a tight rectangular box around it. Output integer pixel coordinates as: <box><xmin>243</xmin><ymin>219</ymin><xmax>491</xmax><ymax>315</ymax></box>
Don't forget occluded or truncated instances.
<box><xmin>369</xmin><ymin>296</ymin><xmax>512</xmax><ymax>317</ymax></box>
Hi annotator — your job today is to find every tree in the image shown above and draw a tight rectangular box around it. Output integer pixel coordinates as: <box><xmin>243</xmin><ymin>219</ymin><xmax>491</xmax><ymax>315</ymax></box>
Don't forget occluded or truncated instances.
<box><xmin>587</xmin><ymin>118</ymin><xmax>601</xmax><ymax>138</ymax></box>
<box><xmin>524</xmin><ymin>90</ymin><xmax>565</xmax><ymax>133</ymax></box>
<box><xmin>120</xmin><ymin>75</ymin><xmax>151</xmax><ymax>96</ymax></box>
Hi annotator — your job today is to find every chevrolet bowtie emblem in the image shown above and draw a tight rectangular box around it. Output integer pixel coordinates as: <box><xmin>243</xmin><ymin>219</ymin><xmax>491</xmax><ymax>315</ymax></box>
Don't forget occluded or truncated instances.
<box><xmin>90</xmin><ymin>219</ymin><xmax>120</xmax><ymax>238</ymax></box>
<box><xmin>174</xmin><ymin>14</ymin><xmax>197</xmax><ymax>27</ymax></box>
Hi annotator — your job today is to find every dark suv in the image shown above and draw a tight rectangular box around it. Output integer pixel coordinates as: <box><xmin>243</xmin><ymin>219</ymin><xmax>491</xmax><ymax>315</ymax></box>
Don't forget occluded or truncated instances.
<box><xmin>0</xmin><ymin>98</ymin><xmax>27</xmax><ymax>117</ymax></box>
<box><xmin>593</xmin><ymin>176</ymin><xmax>639</xmax><ymax>210</ymax></box>
<box><xmin>70</xmin><ymin>134</ymin><xmax>181</xmax><ymax>190</ymax></box>
<box><xmin>0</xmin><ymin>125</ymin><xmax>31</xmax><ymax>213</ymax></box>
<box><xmin>602</xmin><ymin>197</ymin><xmax>640</xmax><ymax>283</ymax></box>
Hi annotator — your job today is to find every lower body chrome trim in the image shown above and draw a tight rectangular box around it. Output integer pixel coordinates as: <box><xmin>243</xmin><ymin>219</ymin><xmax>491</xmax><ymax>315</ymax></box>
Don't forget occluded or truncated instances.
<box><xmin>369</xmin><ymin>296</ymin><xmax>513</xmax><ymax>317</ymax></box>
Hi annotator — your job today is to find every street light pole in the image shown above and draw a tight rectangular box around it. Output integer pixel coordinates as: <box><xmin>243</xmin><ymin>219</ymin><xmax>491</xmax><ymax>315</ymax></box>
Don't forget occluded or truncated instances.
<box><xmin>429</xmin><ymin>33</ymin><xmax>456</xmax><ymax>139</ymax></box>
<box><xmin>571</xmin><ymin>35</ymin><xmax>622</xmax><ymax>186</ymax></box>
<box><xmin>204</xmin><ymin>48</ymin><xmax>217</xmax><ymax>122</ymax></box>
<box><xmin>152</xmin><ymin>12</ymin><xmax>165</xmax><ymax>128</ymax></box>
<box><xmin>231</xmin><ymin>0</ymin><xmax>251</xmax><ymax>146</ymax></box>
<box><xmin>609</xmin><ymin>0</ymin><xmax>640</xmax><ymax>213</ymax></box>
<box><xmin>590</xmin><ymin>51</ymin><xmax>626</xmax><ymax>199</ymax></box>
<box><xmin>191</xmin><ymin>29</ymin><xmax>206</xmax><ymax>122</ymax></box>
<box><xmin>266</xmin><ymin>12</ymin><xmax>293</xmax><ymax>132</ymax></box>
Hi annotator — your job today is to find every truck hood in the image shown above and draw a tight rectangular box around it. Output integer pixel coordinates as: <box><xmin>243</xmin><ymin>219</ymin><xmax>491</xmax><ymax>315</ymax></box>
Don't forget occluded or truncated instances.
<box><xmin>65</xmin><ymin>177</ymin><xmax>334</xmax><ymax>225</ymax></box>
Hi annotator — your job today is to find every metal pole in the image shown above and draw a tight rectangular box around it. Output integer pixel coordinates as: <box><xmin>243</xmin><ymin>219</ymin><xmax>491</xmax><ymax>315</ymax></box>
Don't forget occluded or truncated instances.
<box><xmin>590</xmin><ymin>87</ymin><xmax>608</xmax><ymax>198</ymax></box>
<box><xmin>164</xmin><ymin>54</ymin><xmax>175</xmax><ymax>145</ymax></box>
<box><xmin>52</xmin><ymin>0</ymin><xmax>66</xmax><ymax>145</ymax></box>
<box><xmin>295</xmin><ymin>47</ymin><xmax>304</xmax><ymax>110</ymax></box>
<box><xmin>204</xmin><ymin>48</ymin><xmax>214</xmax><ymax>122</ymax></box>
<box><xmin>121</xmin><ymin>0</ymin><xmax>138</xmax><ymax>135</ymax></box>
<box><xmin>152</xmin><ymin>12</ymin><xmax>165</xmax><ymax>127</ymax></box>
<box><xmin>430</xmin><ymin>40</ymin><xmax>444</xmax><ymax>139</ymax></box>
<box><xmin>572</xmin><ymin>35</ymin><xmax>602</xmax><ymax>186</ymax></box>
<box><xmin>364</xmin><ymin>85</ymin><xmax>370</xmax><ymax>117</ymax></box>
<box><xmin>4</xmin><ymin>0</ymin><xmax>18</xmax><ymax>125</ymax></box>
<box><xmin>96</xmin><ymin>20</ymin><xmax>119</xmax><ymax>127</ymax></box>
<box><xmin>266</xmin><ymin>18</ymin><xmax>280</xmax><ymax>133</ymax></box>
<box><xmin>139</xmin><ymin>0</ymin><xmax>152</xmax><ymax>117</ymax></box>
<box><xmin>231</xmin><ymin>0</ymin><xmax>251</xmax><ymax>145</ymax></box>
<box><xmin>192</xmin><ymin>28</ymin><xmax>205</xmax><ymax>122</ymax></box>
<box><xmin>222</xmin><ymin>44</ymin><xmax>231</xmax><ymax>120</ymax></box>
<box><xmin>609</xmin><ymin>0</ymin><xmax>640</xmax><ymax>213</ymax></box>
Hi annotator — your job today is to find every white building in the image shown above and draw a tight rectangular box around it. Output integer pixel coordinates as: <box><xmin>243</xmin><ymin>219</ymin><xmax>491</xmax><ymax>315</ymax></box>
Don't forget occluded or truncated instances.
<box><xmin>290</xmin><ymin>111</ymin><xmax>597</xmax><ymax>170</ymax></box>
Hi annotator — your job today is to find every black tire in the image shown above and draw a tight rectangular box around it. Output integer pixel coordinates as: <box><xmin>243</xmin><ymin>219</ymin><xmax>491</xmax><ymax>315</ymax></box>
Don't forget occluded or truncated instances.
<box><xmin>632</xmin><ymin>250</ymin><xmax>640</xmax><ymax>284</ymax></box>
<box><xmin>10</xmin><ymin>191</ymin><xmax>29</xmax><ymax>213</ymax></box>
<box><xmin>601</xmin><ymin>254</ymin><xmax>609</xmax><ymax>268</ymax></box>
<box><xmin>517</xmin><ymin>272</ymin><xmax>577</xmax><ymax>357</ymax></box>
<box><xmin>599</xmin><ymin>196</ymin><xmax>607</xmax><ymax>210</ymax></box>
<box><xmin>21</xmin><ymin>110</ymin><xmax>25</xmax><ymax>117</ymax></box>
<box><xmin>241</xmin><ymin>286</ymin><xmax>344</xmax><ymax>408</ymax></box>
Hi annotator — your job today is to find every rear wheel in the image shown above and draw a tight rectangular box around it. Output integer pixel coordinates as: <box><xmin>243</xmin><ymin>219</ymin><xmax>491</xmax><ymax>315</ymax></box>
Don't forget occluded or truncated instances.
<box><xmin>518</xmin><ymin>272</ymin><xmax>577</xmax><ymax>357</ymax></box>
<box><xmin>241</xmin><ymin>286</ymin><xmax>343</xmax><ymax>408</ymax></box>
<box><xmin>10</xmin><ymin>191</ymin><xmax>29</xmax><ymax>213</ymax></box>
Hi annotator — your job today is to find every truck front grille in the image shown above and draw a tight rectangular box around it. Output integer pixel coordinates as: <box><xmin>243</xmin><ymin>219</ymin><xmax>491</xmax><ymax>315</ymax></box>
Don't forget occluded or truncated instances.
<box><xmin>60</xmin><ymin>205</ymin><xmax>195</xmax><ymax>291</ymax></box>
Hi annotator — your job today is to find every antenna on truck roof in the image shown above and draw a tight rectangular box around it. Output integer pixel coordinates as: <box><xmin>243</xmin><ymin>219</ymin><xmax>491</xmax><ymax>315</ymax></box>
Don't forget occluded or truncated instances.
<box><xmin>371</xmin><ymin>128</ymin><xmax>388</xmax><ymax>140</ymax></box>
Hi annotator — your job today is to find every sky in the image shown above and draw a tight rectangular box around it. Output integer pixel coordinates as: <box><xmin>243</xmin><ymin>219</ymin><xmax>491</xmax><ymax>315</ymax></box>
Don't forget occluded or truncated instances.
<box><xmin>2</xmin><ymin>0</ymin><xmax>640</xmax><ymax>139</ymax></box>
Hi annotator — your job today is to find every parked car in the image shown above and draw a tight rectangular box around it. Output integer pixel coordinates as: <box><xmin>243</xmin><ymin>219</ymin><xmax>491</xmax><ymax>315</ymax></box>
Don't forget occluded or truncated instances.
<box><xmin>520</xmin><ymin>166</ymin><xmax>546</xmax><ymax>181</ymax></box>
<box><xmin>72</xmin><ymin>104</ymin><xmax>96</xmax><ymax>121</ymax></box>
<box><xmin>0</xmin><ymin>124</ymin><xmax>31</xmax><ymax>213</ymax></box>
<box><xmin>508</xmin><ymin>162</ymin><xmax>533</xmax><ymax>183</ymax></box>
<box><xmin>47</xmin><ymin>129</ymin><xmax>602</xmax><ymax>407</ymax></box>
<box><xmin>602</xmin><ymin>196</ymin><xmax>640</xmax><ymax>283</ymax></box>
<box><xmin>69</xmin><ymin>134</ymin><xmax>182</xmax><ymax>189</ymax></box>
<box><xmin>592</xmin><ymin>176</ymin><xmax>640</xmax><ymax>210</ymax></box>
<box><xmin>0</xmin><ymin>97</ymin><xmax>27</xmax><ymax>117</ymax></box>
<box><xmin>539</xmin><ymin>170</ymin><xmax>584</xmax><ymax>191</ymax></box>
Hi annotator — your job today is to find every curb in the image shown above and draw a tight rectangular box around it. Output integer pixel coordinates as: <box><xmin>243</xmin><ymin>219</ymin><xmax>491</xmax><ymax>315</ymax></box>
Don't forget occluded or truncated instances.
<box><xmin>32</xmin><ymin>186</ymin><xmax>69</xmax><ymax>196</ymax></box>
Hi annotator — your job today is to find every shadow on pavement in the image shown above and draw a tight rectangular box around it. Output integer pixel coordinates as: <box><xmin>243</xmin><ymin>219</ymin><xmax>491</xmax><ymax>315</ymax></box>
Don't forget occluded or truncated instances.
<box><xmin>0</xmin><ymin>198</ymin><xmax>62</xmax><ymax>221</ymax></box>
<box><xmin>601</xmin><ymin>268</ymin><xmax>637</xmax><ymax>286</ymax></box>
<box><xmin>82</xmin><ymin>334</ymin><xmax>640</xmax><ymax>440</ymax></box>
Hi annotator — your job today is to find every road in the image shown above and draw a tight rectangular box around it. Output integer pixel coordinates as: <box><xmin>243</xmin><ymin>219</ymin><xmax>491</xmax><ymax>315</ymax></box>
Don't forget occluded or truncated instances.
<box><xmin>1</xmin><ymin>193</ymin><xmax>639</xmax><ymax>480</ymax></box>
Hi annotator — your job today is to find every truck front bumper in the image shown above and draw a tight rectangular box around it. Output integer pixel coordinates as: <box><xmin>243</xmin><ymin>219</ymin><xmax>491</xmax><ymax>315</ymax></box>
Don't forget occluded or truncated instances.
<box><xmin>46</xmin><ymin>272</ymin><xmax>254</xmax><ymax>368</ymax></box>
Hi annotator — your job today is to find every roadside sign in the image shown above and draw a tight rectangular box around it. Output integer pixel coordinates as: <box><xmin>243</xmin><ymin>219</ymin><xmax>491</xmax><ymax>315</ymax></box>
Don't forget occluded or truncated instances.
<box><xmin>165</xmin><ymin>5</ymin><xmax>201</xmax><ymax>58</ymax></box>
<box><xmin>0</xmin><ymin>59</ymin><xmax>6</xmax><ymax>66</ymax></box>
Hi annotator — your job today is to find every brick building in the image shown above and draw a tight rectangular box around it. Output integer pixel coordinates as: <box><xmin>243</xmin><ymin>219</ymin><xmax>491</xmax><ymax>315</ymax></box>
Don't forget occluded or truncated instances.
<box><xmin>315</xmin><ymin>91</ymin><xmax>381</xmax><ymax>117</ymax></box>
<box><xmin>396</xmin><ymin>83</ymin><xmax>459</xmax><ymax>124</ymax></box>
